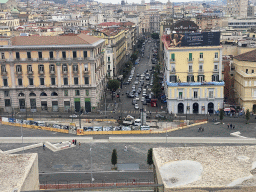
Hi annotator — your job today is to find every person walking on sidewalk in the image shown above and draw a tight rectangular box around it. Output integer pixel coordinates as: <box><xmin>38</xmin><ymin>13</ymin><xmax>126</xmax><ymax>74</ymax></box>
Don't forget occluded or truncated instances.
<box><xmin>75</xmin><ymin>139</ymin><xmax>77</xmax><ymax>145</ymax></box>
<box><xmin>43</xmin><ymin>143</ymin><xmax>45</xmax><ymax>150</ymax></box>
<box><xmin>124</xmin><ymin>145</ymin><xmax>128</xmax><ymax>152</ymax></box>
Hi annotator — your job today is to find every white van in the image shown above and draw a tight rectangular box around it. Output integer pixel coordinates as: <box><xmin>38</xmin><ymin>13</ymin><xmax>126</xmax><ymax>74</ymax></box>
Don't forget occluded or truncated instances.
<box><xmin>134</xmin><ymin>119</ymin><xmax>141</xmax><ymax>126</ymax></box>
<box><xmin>141</xmin><ymin>125</ymin><xmax>150</xmax><ymax>130</ymax></box>
<box><xmin>37</xmin><ymin>121</ymin><xmax>45</xmax><ymax>127</ymax></box>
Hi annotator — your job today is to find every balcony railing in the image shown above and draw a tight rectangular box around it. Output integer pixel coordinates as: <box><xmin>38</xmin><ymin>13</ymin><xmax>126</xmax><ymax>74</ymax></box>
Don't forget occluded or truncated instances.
<box><xmin>214</xmin><ymin>58</ymin><xmax>219</xmax><ymax>62</ymax></box>
<box><xmin>1</xmin><ymin>71</ymin><xmax>7</xmax><ymax>75</ymax></box>
<box><xmin>27</xmin><ymin>71</ymin><xmax>33</xmax><ymax>75</ymax></box>
<box><xmin>63</xmin><ymin>71</ymin><xmax>68</xmax><ymax>75</ymax></box>
<box><xmin>198</xmin><ymin>69</ymin><xmax>204</xmax><ymax>73</ymax></box>
<box><xmin>188</xmin><ymin>69</ymin><xmax>193</xmax><ymax>73</ymax></box>
<box><xmin>16</xmin><ymin>71</ymin><xmax>22</xmax><ymax>75</ymax></box>
<box><xmin>38</xmin><ymin>70</ymin><xmax>44</xmax><ymax>75</ymax></box>
<box><xmin>84</xmin><ymin>70</ymin><xmax>89</xmax><ymax>74</ymax></box>
<box><xmin>198</xmin><ymin>58</ymin><xmax>204</xmax><ymax>63</ymax></box>
<box><xmin>50</xmin><ymin>70</ymin><xmax>55</xmax><ymax>75</ymax></box>
<box><xmin>170</xmin><ymin>59</ymin><xmax>175</xmax><ymax>64</ymax></box>
<box><xmin>187</xmin><ymin>58</ymin><xmax>194</xmax><ymax>63</ymax></box>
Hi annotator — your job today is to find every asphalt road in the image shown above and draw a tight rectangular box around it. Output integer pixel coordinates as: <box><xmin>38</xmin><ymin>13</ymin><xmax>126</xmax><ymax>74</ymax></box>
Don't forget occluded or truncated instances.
<box><xmin>39</xmin><ymin>171</ymin><xmax>153</xmax><ymax>184</ymax></box>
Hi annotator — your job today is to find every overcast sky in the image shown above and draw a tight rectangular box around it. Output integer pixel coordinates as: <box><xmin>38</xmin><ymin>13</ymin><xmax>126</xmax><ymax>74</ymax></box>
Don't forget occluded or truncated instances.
<box><xmin>97</xmin><ymin>0</ymin><xmax>202</xmax><ymax>4</ymax></box>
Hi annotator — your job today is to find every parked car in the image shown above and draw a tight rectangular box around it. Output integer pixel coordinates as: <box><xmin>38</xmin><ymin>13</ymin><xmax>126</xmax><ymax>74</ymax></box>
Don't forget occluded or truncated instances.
<box><xmin>135</xmin><ymin>103</ymin><xmax>139</xmax><ymax>109</ymax></box>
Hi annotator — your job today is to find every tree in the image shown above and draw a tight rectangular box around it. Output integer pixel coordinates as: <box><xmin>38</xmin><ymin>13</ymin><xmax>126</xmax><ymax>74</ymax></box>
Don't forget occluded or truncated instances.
<box><xmin>107</xmin><ymin>80</ymin><xmax>120</xmax><ymax>100</ymax></box>
<box><xmin>147</xmin><ymin>148</ymin><xmax>153</xmax><ymax>167</ymax></box>
<box><xmin>130</xmin><ymin>53</ymin><xmax>138</xmax><ymax>62</ymax></box>
<box><xmin>151</xmin><ymin>33</ymin><xmax>159</xmax><ymax>39</ymax></box>
<box><xmin>246</xmin><ymin>109</ymin><xmax>250</xmax><ymax>124</ymax></box>
<box><xmin>220</xmin><ymin>109</ymin><xmax>224</xmax><ymax>123</ymax></box>
<box><xmin>111</xmin><ymin>149</ymin><xmax>117</xmax><ymax>168</ymax></box>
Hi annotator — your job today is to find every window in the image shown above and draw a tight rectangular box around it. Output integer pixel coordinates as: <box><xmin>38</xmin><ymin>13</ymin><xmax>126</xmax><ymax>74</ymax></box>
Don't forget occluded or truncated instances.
<box><xmin>84</xmin><ymin>76</ymin><xmax>89</xmax><ymax>84</ymax></box>
<box><xmin>63</xmin><ymin>77</ymin><xmax>68</xmax><ymax>85</ymax></box>
<box><xmin>62</xmin><ymin>64</ymin><xmax>68</xmax><ymax>72</ymax></box>
<box><xmin>64</xmin><ymin>90</ymin><xmax>68</xmax><ymax>96</ymax></box>
<box><xmin>209</xmin><ymin>90</ymin><xmax>214</xmax><ymax>98</ymax></box>
<box><xmin>84</xmin><ymin>51</ymin><xmax>87</xmax><ymax>58</ymax></box>
<box><xmin>189</xmin><ymin>53</ymin><xmax>192</xmax><ymax>61</ymax></box>
<box><xmin>16</xmin><ymin>52</ymin><xmax>20</xmax><ymax>60</ymax></box>
<box><xmin>3</xmin><ymin>78</ymin><xmax>8</xmax><ymax>86</ymax></box>
<box><xmin>108</xmin><ymin>57</ymin><xmax>110</xmax><ymax>62</ymax></box>
<box><xmin>73</xmin><ymin>51</ymin><xmax>77</xmax><ymax>59</ymax></box>
<box><xmin>200</xmin><ymin>53</ymin><xmax>203</xmax><ymax>59</ymax></box>
<box><xmin>27</xmin><ymin>52</ymin><xmax>31</xmax><ymax>60</ymax></box>
<box><xmin>108</xmin><ymin>65</ymin><xmax>110</xmax><ymax>70</ymax></box>
<box><xmin>215</xmin><ymin>52</ymin><xmax>218</xmax><ymax>58</ymax></box>
<box><xmin>187</xmin><ymin>76</ymin><xmax>194</xmax><ymax>82</ymax></box>
<box><xmin>246</xmin><ymin>69</ymin><xmax>248</xmax><ymax>74</ymax></box>
<box><xmin>253</xmin><ymin>70</ymin><xmax>255</xmax><ymax>73</ymax></box>
<box><xmin>214</xmin><ymin>65</ymin><xmax>218</xmax><ymax>71</ymax></box>
<box><xmin>16</xmin><ymin>65</ymin><xmax>22</xmax><ymax>72</ymax></box>
<box><xmin>39</xmin><ymin>65</ymin><xmax>44</xmax><ymax>73</ymax></box>
<box><xmin>73</xmin><ymin>64</ymin><xmax>78</xmax><ymax>72</ymax></box>
<box><xmin>27</xmin><ymin>65</ymin><xmax>32</xmax><ymax>72</ymax></box>
<box><xmin>194</xmin><ymin>91</ymin><xmax>198</xmax><ymax>98</ymax></box>
<box><xmin>169</xmin><ymin>75</ymin><xmax>177</xmax><ymax>83</ymax></box>
<box><xmin>40</xmin><ymin>78</ymin><xmax>44</xmax><ymax>85</ymax></box>
<box><xmin>18</xmin><ymin>78</ymin><xmax>22</xmax><ymax>86</ymax></box>
<box><xmin>74</xmin><ymin>77</ymin><xmax>78</xmax><ymax>85</ymax></box>
<box><xmin>75</xmin><ymin>90</ymin><xmax>80</xmax><ymax>96</ymax></box>
<box><xmin>179</xmin><ymin>92</ymin><xmax>183</xmax><ymax>99</ymax></box>
<box><xmin>1</xmin><ymin>52</ymin><xmax>5</xmax><ymax>59</ymax></box>
<box><xmin>198</xmin><ymin>75</ymin><xmax>204</xmax><ymax>82</ymax></box>
<box><xmin>49</xmin><ymin>51</ymin><xmax>53</xmax><ymax>60</ymax></box>
<box><xmin>199</xmin><ymin>65</ymin><xmax>203</xmax><ymax>72</ymax></box>
<box><xmin>4</xmin><ymin>91</ymin><xmax>9</xmax><ymax>96</ymax></box>
<box><xmin>5</xmin><ymin>99</ymin><xmax>10</xmax><ymax>107</ymax></box>
<box><xmin>84</xmin><ymin>64</ymin><xmax>88</xmax><ymax>71</ymax></box>
<box><xmin>171</xmin><ymin>53</ymin><xmax>175</xmax><ymax>61</ymax></box>
<box><xmin>212</xmin><ymin>75</ymin><xmax>219</xmax><ymax>81</ymax></box>
<box><xmin>50</xmin><ymin>64</ymin><xmax>55</xmax><ymax>73</ymax></box>
<box><xmin>62</xmin><ymin>51</ymin><xmax>66</xmax><ymax>59</ymax></box>
<box><xmin>38</xmin><ymin>52</ymin><xmax>42</xmax><ymax>60</ymax></box>
<box><xmin>51</xmin><ymin>77</ymin><xmax>55</xmax><ymax>85</ymax></box>
<box><xmin>1</xmin><ymin>65</ymin><xmax>6</xmax><ymax>72</ymax></box>
<box><xmin>29</xmin><ymin>78</ymin><xmax>33</xmax><ymax>85</ymax></box>
<box><xmin>189</xmin><ymin>65</ymin><xmax>192</xmax><ymax>72</ymax></box>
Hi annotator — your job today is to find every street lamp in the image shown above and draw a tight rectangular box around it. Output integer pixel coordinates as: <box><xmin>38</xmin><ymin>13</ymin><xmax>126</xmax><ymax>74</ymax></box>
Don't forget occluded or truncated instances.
<box><xmin>20</xmin><ymin>115</ymin><xmax>24</xmax><ymax>154</ymax></box>
<box><xmin>90</xmin><ymin>148</ymin><xmax>94</xmax><ymax>183</ymax></box>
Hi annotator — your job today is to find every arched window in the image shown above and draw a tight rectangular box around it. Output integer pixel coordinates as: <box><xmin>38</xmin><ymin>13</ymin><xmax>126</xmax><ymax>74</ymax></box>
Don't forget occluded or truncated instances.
<box><xmin>18</xmin><ymin>92</ymin><xmax>25</xmax><ymax>97</ymax></box>
<box><xmin>40</xmin><ymin>92</ymin><xmax>47</xmax><ymax>96</ymax></box>
<box><xmin>51</xmin><ymin>92</ymin><xmax>58</xmax><ymax>96</ymax></box>
<box><xmin>29</xmin><ymin>92</ymin><xmax>36</xmax><ymax>97</ymax></box>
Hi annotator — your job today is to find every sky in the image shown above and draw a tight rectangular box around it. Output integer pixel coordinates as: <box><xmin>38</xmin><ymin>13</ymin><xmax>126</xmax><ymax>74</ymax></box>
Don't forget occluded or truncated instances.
<box><xmin>97</xmin><ymin>0</ymin><xmax>206</xmax><ymax>4</ymax></box>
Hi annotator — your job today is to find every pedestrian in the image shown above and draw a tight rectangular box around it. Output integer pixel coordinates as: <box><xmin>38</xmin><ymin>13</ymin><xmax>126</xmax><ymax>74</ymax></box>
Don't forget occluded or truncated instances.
<box><xmin>124</xmin><ymin>145</ymin><xmax>127</xmax><ymax>152</ymax></box>
<box><xmin>79</xmin><ymin>142</ymin><xmax>81</xmax><ymax>148</ymax></box>
<box><xmin>233</xmin><ymin>125</ymin><xmax>235</xmax><ymax>129</ymax></box>
<box><xmin>230</xmin><ymin>124</ymin><xmax>232</xmax><ymax>129</ymax></box>
<box><xmin>69</xmin><ymin>141</ymin><xmax>71</xmax><ymax>147</ymax></box>
<box><xmin>72</xmin><ymin>139</ymin><xmax>74</xmax><ymax>144</ymax></box>
<box><xmin>227</xmin><ymin>123</ymin><xmax>230</xmax><ymax>129</ymax></box>
<box><xmin>43</xmin><ymin>143</ymin><xmax>45</xmax><ymax>150</ymax></box>
<box><xmin>75</xmin><ymin>139</ymin><xmax>77</xmax><ymax>145</ymax></box>
<box><xmin>150</xmin><ymin>111</ymin><xmax>151</xmax><ymax>116</ymax></box>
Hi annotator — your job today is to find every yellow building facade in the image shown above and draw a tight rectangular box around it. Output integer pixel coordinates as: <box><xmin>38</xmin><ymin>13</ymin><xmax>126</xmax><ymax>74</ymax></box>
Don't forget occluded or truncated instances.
<box><xmin>0</xmin><ymin>34</ymin><xmax>105</xmax><ymax>113</ymax></box>
<box><xmin>163</xmin><ymin>35</ymin><xmax>224</xmax><ymax>114</ymax></box>
<box><xmin>234</xmin><ymin>50</ymin><xmax>256</xmax><ymax>113</ymax></box>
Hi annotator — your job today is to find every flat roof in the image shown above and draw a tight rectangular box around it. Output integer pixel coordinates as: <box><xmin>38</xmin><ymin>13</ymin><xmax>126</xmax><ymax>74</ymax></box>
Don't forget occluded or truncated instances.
<box><xmin>154</xmin><ymin>146</ymin><xmax>256</xmax><ymax>189</ymax></box>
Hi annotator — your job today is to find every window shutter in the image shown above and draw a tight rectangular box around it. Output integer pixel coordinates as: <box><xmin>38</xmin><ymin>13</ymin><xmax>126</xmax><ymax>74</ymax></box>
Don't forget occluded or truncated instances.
<box><xmin>212</xmin><ymin>75</ymin><xmax>214</xmax><ymax>81</ymax></box>
<box><xmin>174</xmin><ymin>76</ymin><xmax>177</xmax><ymax>83</ymax></box>
<box><xmin>189</xmin><ymin>53</ymin><xmax>192</xmax><ymax>60</ymax></box>
<box><xmin>192</xmin><ymin>76</ymin><xmax>194</xmax><ymax>82</ymax></box>
<box><xmin>197</xmin><ymin>75</ymin><xmax>199</xmax><ymax>82</ymax></box>
<box><xmin>216</xmin><ymin>75</ymin><xmax>219</xmax><ymax>81</ymax></box>
<box><xmin>187</xmin><ymin>76</ymin><xmax>189</xmax><ymax>82</ymax></box>
<box><xmin>203</xmin><ymin>75</ymin><xmax>205</xmax><ymax>81</ymax></box>
<box><xmin>169</xmin><ymin>76</ymin><xmax>171</xmax><ymax>82</ymax></box>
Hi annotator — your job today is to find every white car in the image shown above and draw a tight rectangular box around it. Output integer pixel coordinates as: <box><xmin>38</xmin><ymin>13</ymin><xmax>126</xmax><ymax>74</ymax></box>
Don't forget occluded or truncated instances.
<box><xmin>69</xmin><ymin>114</ymin><xmax>77</xmax><ymax>118</ymax></box>
<box><xmin>134</xmin><ymin>119</ymin><xmax>141</xmax><ymax>126</ymax></box>
<box><xmin>135</xmin><ymin>103</ymin><xmax>139</xmax><ymax>109</ymax></box>
<box><xmin>134</xmin><ymin>80</ymin><xmax>139</xmax><ymax>85</ymax></box>
<box><xmin>141</xmin><ymin>97</ymin><xmax>145</xmax><ymax>102</ymax></box>
<box><xmin>135</xmin><ymin>96</ymin><xmax>140</xmax><ymax>101</ymax></box>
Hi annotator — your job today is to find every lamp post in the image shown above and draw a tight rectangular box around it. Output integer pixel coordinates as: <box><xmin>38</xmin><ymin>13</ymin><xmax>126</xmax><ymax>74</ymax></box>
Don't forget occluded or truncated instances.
<box><xmin>166</xmin><ymin>122</ymin><xmax>168</xmax><ymax>144</ymax></box>
<box><xmin>20</xmin><ymin>115</ymin><xmax>24</xmax><ymax>154</ymax></box>
<box><xmin>90</xmin><ymin>148</ymin><xmax>94</xmax><ymax>183</ymax></box>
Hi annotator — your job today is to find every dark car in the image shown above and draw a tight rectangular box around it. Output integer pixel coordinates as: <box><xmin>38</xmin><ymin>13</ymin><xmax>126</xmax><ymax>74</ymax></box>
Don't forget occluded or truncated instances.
<box><xmin>123</xmin><ymin>81</ymin><xmax>130</xmax><ymax>85</ymax></box>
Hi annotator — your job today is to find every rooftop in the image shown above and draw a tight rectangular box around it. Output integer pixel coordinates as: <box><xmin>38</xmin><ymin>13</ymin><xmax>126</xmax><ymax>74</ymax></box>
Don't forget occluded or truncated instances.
<box><xmin>10</xmin><ymin>33</ymin><xmax>102</xmax><ymax>46</ymax></box>
<box><xmin>153</xmin><ymin>146</ymin><xmax>256</xmax><ymax>189</ymax></box>
<box><xmin>166</xmin><ymin>81</ymin><xmax>225</xmax><ymax>87</ymax></box>
<box><xmin>234</xmin><ymin>49</ymin><xmax>256</xmax><ymax>62</ymax></box>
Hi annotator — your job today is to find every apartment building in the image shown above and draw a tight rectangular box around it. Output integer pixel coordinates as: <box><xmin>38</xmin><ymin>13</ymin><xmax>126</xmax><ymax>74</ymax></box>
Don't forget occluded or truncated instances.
<box><xmin>233</xmin><ymin>50</ymin><xmax>256</xmax><ymax>112</ymax></box>
<box><xmin>226</xmin><ymin>0</ymin><xmax>248</xmax><ymax>18</ymax></box>
<box><xmin>0</xmin><ymin>34</ymin><xmax>105</xmax><ymax>113</ymax></box>
<box><xmin>196</xmin><ymin>15</ymin><xmax>222</xmax><ymax>31</ymax></box>
<box><xmin>162</xmin><ymin>24</ymin><xmax>224</xmax><ymax>114</ymax></box>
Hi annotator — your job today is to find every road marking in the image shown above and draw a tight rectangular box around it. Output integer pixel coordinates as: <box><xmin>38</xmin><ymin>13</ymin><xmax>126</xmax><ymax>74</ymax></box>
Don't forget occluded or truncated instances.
<box><xmin>230</xmin><ymin>131</ymin><xmax>247</xmax><ymax>138</ymax></box>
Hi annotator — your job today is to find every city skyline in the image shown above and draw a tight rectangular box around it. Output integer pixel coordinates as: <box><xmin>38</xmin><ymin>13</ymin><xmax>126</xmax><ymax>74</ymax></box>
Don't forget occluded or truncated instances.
<box><xmin>97</xmin><ymin>0</ymin><xmax>208</xmax><ymax>4</ymax></box>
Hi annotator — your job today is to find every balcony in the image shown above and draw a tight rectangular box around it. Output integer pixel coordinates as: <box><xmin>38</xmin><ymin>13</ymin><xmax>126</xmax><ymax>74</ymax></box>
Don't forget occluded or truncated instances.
<box><xmin>1</xmin><ymin>71</ymin><xmax>7</xmax><ymax>75</ymax></box>
<box><xmin>177</xmin><ymin>97</ymin><xmax>184</xmax><ymax>101</ymax></box>
<box><xmin>73</xmin><ymin>70</ymin><xmax>78</xmax><ymax>74</ymax></box>
<box><xmin>84</xmin><ymin>70</ymin><xmax>89</xmax><ymax>74</ymax></box>
<box><xmin>78</xmin><ymin>57</ymin><xmax>83</xmax><ymax>60</ymax></box>
<box><xmin>198</xmin><ymin>58</ymin><xmax>204</xmax><ymax>63</ymax></box>
<box><xmin>198</xmin><ymin>69</ymin><xmax>204</xmax><ymax>73</ymax></box>
<box><xmin>170</xmin><ymin>59</ymin><xmax>175</xmax><ymax>64</ymax></box>
<box><xmin>188</xmin><ymin>69</ymin><xmax>193</xmax><ymax>73</ymax></box>
<box><xmin>38</xmin><ymin>71</ymin><xmax>44</xmax><ymax>75</ymax></box>
<box><xmin>208</xmin><ymin>97</ymin><xmax>215</xmax><ymax>100</ymax></box>
<box><xmin>213</xmin><ymin>68</ymin><xmax>218</xmax><ymax>72</ymax></box>
<box><xmin>63</xmin><ymin>71</ymin><xmax>68</xmax><ymax>75</ymax></box>
<box><xmin>50</xmin><ymin>70</ymin><xmax>55</xmax><ymax>75</ymax></box>
<box><xmin>192</xmin><ymin>97</ymin><xmax>200</xmax><ymax>101</ymax></box>
<box><xmin>43</xmin><ymin>57</ymin><xmax>49</xmax><ymax>61</ymax></box>
<box><xmin>214</xmin><ymin>58</ymin><xmax>219</xmax><ymax>62</ymax></box>
<box><xmin>170</xmin><ymin>68</ymin><xmax>176</xmax><ymax>74</ymax></box>
<box><xmin>27</xmin><ymin>71</ymin><xmax>33</xmax><ymax>75</ymax></box>
<box><xmin>187</xmin><ymin>58</ymin><xmax>194</xmax><ymax>63</ymax></box>
<box><xmin>16</xmin><ymin>71</ymin><xmax>22</xmax><ymax>75</ymax></box>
